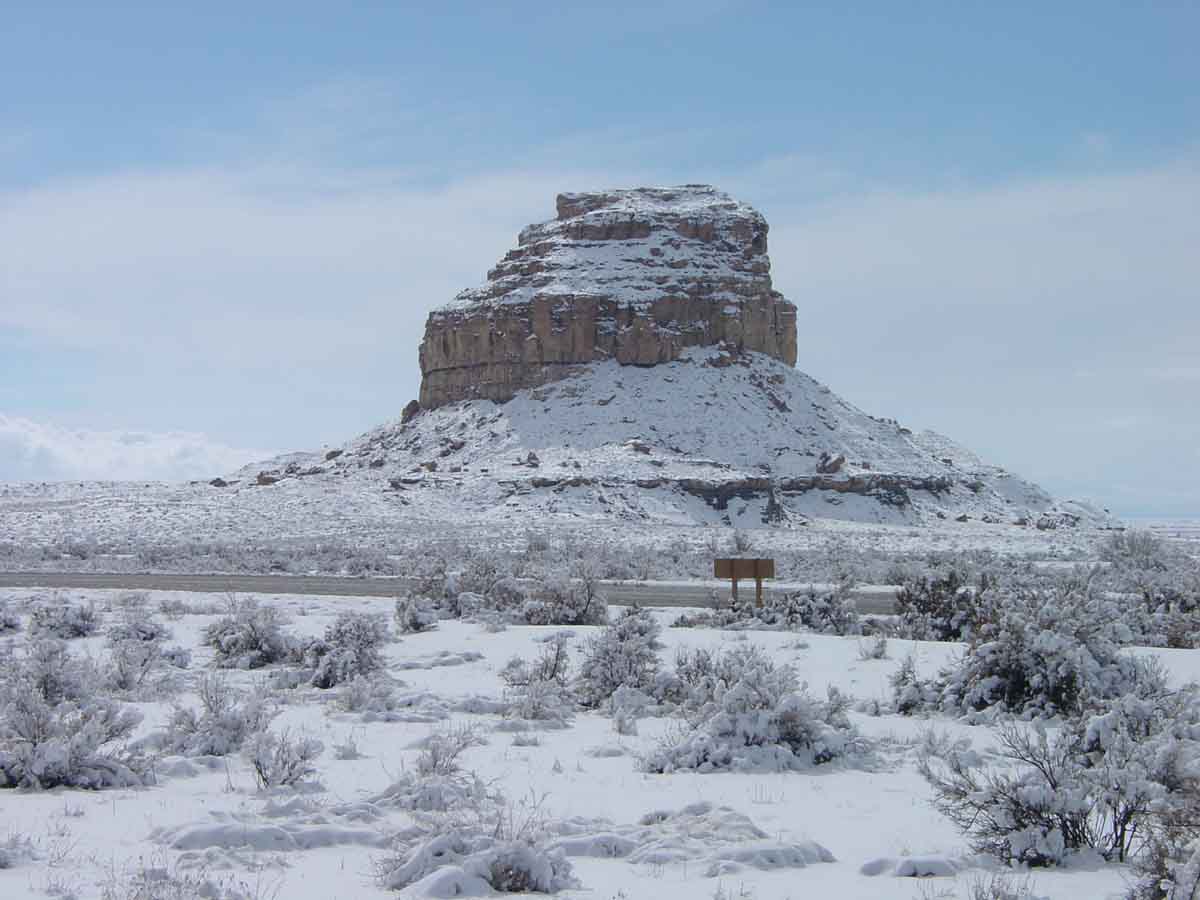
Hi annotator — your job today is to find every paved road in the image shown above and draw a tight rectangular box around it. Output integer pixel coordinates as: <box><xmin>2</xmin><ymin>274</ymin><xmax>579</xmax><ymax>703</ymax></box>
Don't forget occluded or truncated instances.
<box><xmin>0</xmin><ymin>572</ymin><xmax>898</xmax><ymax>615</ymax></box>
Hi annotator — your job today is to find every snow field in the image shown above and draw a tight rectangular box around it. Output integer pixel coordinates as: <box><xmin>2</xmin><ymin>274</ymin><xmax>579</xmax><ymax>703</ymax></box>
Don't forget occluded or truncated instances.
<box><xmin>0</xmin><ymin>590</ymin><xmax>1191</xmax><ymax>899</ymax></box>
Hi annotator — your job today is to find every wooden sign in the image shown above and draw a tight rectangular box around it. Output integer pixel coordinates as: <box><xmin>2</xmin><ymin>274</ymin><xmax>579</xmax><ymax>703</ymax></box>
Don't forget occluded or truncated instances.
<box><xmin>714</xmin><ymin>558</ymin><xmax>776</xmax><ymax>606</ymax></box>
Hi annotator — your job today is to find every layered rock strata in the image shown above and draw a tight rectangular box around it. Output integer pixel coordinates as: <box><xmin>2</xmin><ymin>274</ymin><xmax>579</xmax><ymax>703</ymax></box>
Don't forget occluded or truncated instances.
<box><xmin>418</xmin><ymin>185</ymin><xmax>798</xmax><ymax>408</ymax></box>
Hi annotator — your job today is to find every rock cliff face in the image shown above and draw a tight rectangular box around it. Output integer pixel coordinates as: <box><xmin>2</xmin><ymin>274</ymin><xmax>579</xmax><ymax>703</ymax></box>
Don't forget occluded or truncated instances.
<box><xmin>418</xmin><ymin>186</ymin><xmax>798</xmax><ymax>409</ymax></box>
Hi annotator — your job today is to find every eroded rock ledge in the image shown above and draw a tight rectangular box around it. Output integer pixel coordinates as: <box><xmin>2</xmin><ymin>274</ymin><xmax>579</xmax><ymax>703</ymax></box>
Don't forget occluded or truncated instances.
<box><xmin>418</xmin><ymin>186</ymin><xmax>798</xmax><ymax>409</ymax></box>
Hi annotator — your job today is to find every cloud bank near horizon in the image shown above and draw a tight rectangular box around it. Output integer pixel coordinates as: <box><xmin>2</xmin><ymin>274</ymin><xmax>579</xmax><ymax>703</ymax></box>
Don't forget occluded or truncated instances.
<box><xmin>0</xmin><ymin>414</ymin><xmax>272</xmax><ymax>483</ymax></box>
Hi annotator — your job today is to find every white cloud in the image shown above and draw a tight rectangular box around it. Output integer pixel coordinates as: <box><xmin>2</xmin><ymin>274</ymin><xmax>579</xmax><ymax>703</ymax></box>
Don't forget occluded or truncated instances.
<box><xmin>0</xmin><ymin>414</ymin><xmax>272</xmax><ymax>482</ymax></box>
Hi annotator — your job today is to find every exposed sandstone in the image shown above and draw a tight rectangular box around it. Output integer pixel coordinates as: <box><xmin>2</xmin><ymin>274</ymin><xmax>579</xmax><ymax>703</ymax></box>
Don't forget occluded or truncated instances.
<box><xmin>418</xmin><ymin>186</ymin><xmax>798</xmax><ymax>408</ymax></box>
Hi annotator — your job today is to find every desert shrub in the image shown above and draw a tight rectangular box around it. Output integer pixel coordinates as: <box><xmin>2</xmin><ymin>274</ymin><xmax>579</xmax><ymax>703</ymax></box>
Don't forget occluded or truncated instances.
<box><xmin>890</xmin><ymin>653</ymin><xmax>937</xmax><ymax>715</ymax></box>
<box><xmin>921</xmin><ymin>685</ymin><xmax>1200</xmax><ymax>867</ymax></box>
<box><xmin>416</xmin><ymin>725</ymin><xmax>485</xmax><ymax>777</ymax></box>
<box><xmin>203</xmin><ymin>597</ymin><xmax>293</xmax><ymax>669</ymax></box>
<box><xmin>97</xmin><ymin>857</ymin><xmax>268</xmax><ymax>900</ymax></box>
<box><xmin>0</xmin><ymin>602</ymin><xmax>20</xmax><ymax>634</ymax></box>
<box><xmin>576</xmin><ymin>607</ymin><xmax>662</xmax><ymax>708</ymax></box>
<box><xmin>15</xmin><ymin>638</ymin><xmax>95</xmax><ymax>705</ymax></box>
<box><xmin>337</xmin><ymin>674</ymin><xmax>397</xmax><ymax>714</ymax></box>
<box><xmin>303</xmin><ymin>611</ymin><xmax>390</xmax><ymax>689</ymax></box>
<box><xmin>858</xmin><ymin>634</ymin><xmax>889</xmax><ymax>660</ymax></box>
<box><xmin>937</xmin><ymin>577</ymin><xmax>1150</xmax><ymax>718</ymax></box>
<box><xmin>0</xmin><ymin>833</ymin><xmax>37</xmax><ymax>869</ymax></box>
<box><xmin>456</xmin><ymin>552</ymin><xmax>509</xmax><ymax>601</ymax></box>
<box><xmin>163</xmin><ymin>674</ymin><xmax>276</xmax><ymax>756</ymax></box>
<box><xmin>378</xmin><ymin>830</ymin><xmax>576</xmax><ymax>894</ymax></box>
<box><xmin>671</xmin><ymin>583</ymin><xmax>859</xmax><ymax>635</ymax></box>
<box><xmin>106</xmin><ymin>639</ymin><xmax>167</xmax><ymax>694</ymax></box>
<box><xmin>106</xmin><ymin>611</ymin><xmax>171</xmax><ymax>644</ymax></box>
<box><xmin>658</xmin><ymin>644</ymin><xmax>780</xmax><ymax>713</ymax></box>
<box><xmin>964</xmin><ymin>872</ymin><xmax>1044</xmax><ymax>900</ymax></box>
<box><xmin>376</xmin><ymin>787</ymin><xmax>576</xmax><ymax>894</ymax></box>
<box><xmin>1129</xmin><ymin>581</ymin><xmax>1200</xmax><ymax>650</ymax></box>
<box><xmin>732</xmin><ymin>529</ymin><xmax>754</xmax><ymax>554</ymax></box>
<box><xmin>395</xmin><ymin>596</ymin><xmax>439</xmax><ymax>634</ymax></box>
<box><xmin>500</xmin><ymin>633</ymin><xmax>574</xmax><ymax>724</ymax></box>
<box><xmin>0</xmin><ymin>643</ymin><xmax>145</xmax><ymax>789</ymax></box>
<box><xmin>157</xmin><ymin>595</ymin><xmax>194</xmax><ymax>620</ymax></box>
<box><xmin>161</xmin><ymin>645</ymin><xmax>192</xmax><ymax>669</ymax></box>
<box><xmin>1130</xmin><ymin>838</ymin><xmax>1200</xmax><ymax>900</ymax></box>
<box><xmin>246</xmin><ymin>728</ymin><xmax>323</xmax><ymax>789</ymax></box>
<box><xmin>771</xmin><ymin>582</ymin><xmax>861</xmax><ymax>635</ymax></box>
<box><xmin>894</xmin><ymin>569</ymin><xmax>989</xmax><ymax>642</ymax></box>
<box><xmin>0</xmin><ymin>693</ymin><xmax>145</xmax><ymax>789</ymax></box>
<box><xmin>643</xmin><ymin>649</ymin><xmax>859</xmax><ymax>773</ymax></box>
<box><xmin>1102</xmin><ymin>530</ymin><xmax>1170</xmax><ymax>572</ymax></box>
<box><xmin>29</xmin><ymin>597</ymin><xmax>100</xmax><ymax>638</ymax></box>
<box><xmin>521</xmin><ymin>570</ymin><xmax>609</xmax><ymax>628</ymax></box>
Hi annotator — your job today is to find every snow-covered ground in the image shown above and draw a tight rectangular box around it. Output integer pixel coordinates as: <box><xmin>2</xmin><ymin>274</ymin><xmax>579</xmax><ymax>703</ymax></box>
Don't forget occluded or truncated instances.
<box><xmin>2</xmin><ymin>588</ymin><xmax>1194</xmax><ymax>900</ymax></box>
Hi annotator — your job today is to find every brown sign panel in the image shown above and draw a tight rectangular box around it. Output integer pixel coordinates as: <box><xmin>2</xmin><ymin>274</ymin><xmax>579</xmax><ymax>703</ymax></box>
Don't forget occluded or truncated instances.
<box><xmin>714</xmin><ymin>558</ymin><xmax>776</xmax><ymax>580</ymax></box>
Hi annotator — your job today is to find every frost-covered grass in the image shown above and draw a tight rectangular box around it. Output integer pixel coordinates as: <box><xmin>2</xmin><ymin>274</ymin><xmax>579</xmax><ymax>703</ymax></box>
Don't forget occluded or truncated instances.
<box><xmin>1</xmin><ymin>585</ymin><xmax>1199</xmax><ymax>900</ymax></box>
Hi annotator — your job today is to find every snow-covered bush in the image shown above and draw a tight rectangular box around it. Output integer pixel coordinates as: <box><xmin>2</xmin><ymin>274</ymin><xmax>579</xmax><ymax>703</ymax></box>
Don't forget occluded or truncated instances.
<box><xmin>0</xmin><ymin>833</ymin><xmax>37</xmax><ymax>869</ymax></box>
<box><xmin>106</xmin><ymin>610</ymin><xmax>171</xmax><ymax>644</ymax></box>
<box><xmin>0</xmin><ymin>641</ymin><xmax>145</xmax><ymax>789</ymax></box>
<box><xmin>500</xmin><ymin>633</ymin><xmax>574</xmax><ymax>724</ymax></box>
<box><xmin>302</xmin><ymin>611</ymin><xmax>389</xmax><ymax>689</ymax></box>
<box><xmin>394</xmin><ymin>596</ymin><xmax>439</xmax><ymax>634</ymax></box>
<box><xmin>894</xmin><ymin>569</ymin><xmax>988</xmax><ymax>642</ymax></box>
<box><xmin>378</xmin><ymin>830</ymin><xmax>577</xmax><ymax>894</ymax></box>
<box><xmin>163</xmin><ymin>673</ymin><xmax>276</xmax><ymax>756</ymax></box>
<box><xmin>936</xmin><ymin>577</ymin><xmax>1151</xmax><ymax>718</ymax></box>
<box><xmin>246</xmin><ymin>728</ymin><xmax>323</xmax><ymax>789</ymax></box>
<box><xmin>921</xmin><ymin>686</ymin><xmax>1200</xmax><ymax>867</ymax></box>
<box><xmin>416</xmin><ymin>725</ymin><xmax>485</xmax><ymax>777</ymax></box>
<box><xmin>203</xmin><ymin>597</ymin><xmax>294</xmax><ymax>669</ymax></box>
<box><xmin>771</xmin><ymin>583</ymin><xmax>861</xmax><ymax>635</ymax></box>
<box><xmin>890</xmin><ymin>653</ymin><xmax>937</xmax><ymax>715</ymax></box>
<box><xmin>659</xmin><ymin>644</ymin><xmax>777</xmax><ymax>713</ymax></box>
<box><xmin>576</xmin><ymin>607</ymin><xmax>662</xmax><ymax>709</ymax></box>
<box><xmin>858</xmin><ymin>634</ymin><xmax>889</xmax><ymax>660</ymax></box>
<box><xmin>1099</xmin><ymin>530</ymin><xmax>1200</xmax><ymax>650</ymax></box>
<box><xmin>521</xmin><ymin>572</ymin><xmax>609</xmax><ymax>628</ymax></box>
<box><xmin>456</xmin><ymin>552</ymin><xmax>510</xmax><ymax>604</ymax></box>
<box><xmin>0</xmin><ymin>602</ymin><xmax>20</xmax><ymax>634</ymax></box>
<box><xmin>376</xmin><ymin>787</ymin><xmax>577</xmax><ymax>895</ymax></box>
<box><xmin>644</xmin><ymin>649</ymin><xmax>859</xmax><ymax>773</ymax></box>
<box><xmin>964</xmin><ymin>872</ymin><xmax>1045</xmax><ymax>900</ymax></box>
<box><xmin>1101</xmin><ymin>529</ymin><xmax>1171</xmax><ymax>572</ymax></box>
<box><xmin>161</xmin><ymin>645</ymin><xmax>192</xmax><ymax>669</ymax></box>
<box><xmin>29</xmin><ymin>597</ymin><xmax>100</xmax><ymax>638</ymax></box>
<box><xmin>105</xmin><ymin>639</ymin><xmax>168</xmax><ymax>695</ymax></box>
<box><xmin>1131</xmin><ymin>839</ymin><xmax>1200</xmax><ymax>900</ymax></box>
<box><xmin>337</xmin><ymin>674</ymin><xmax>397</xmax><ymax>714</ymax></box>
<box><xmin>671</xmin><ymin>584</ymin><xmax>859</xmax><ymax>635</ymax></box>
<box><xmin>13</xmin><ymin>638</ymin><xmax>95</xmax><ymax>705</ymax></box>
<box><xmin>1129</xmin><ymin>581</ymin><xmax>1200</xmax><ymax>650</ymax></box>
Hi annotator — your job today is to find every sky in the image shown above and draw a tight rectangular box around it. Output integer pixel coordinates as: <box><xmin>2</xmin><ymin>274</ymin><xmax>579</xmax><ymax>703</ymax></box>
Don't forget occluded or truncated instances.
<box><xmin>1</xmin><ymin>2</ymin><xmax>1197</xmax><ymax>516</ymax></box>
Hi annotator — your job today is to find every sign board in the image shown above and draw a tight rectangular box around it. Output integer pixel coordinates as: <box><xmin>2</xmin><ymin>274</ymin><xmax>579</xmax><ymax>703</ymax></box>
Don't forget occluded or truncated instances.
<box><xmin>714</xmin><ymin>558</ymin><xmax>775</xmax><ymax>580</ymax></box>
<box><xmin>713</xmin><ymin>558</ymin><xmax>776</xmax><ymax>606</ymax></box>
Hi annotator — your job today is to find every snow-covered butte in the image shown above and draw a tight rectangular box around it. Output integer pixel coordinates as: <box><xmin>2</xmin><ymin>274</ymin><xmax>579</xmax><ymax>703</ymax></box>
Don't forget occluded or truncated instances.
<box><xmin>418</xmin><ymin>185</ymin><xmax>797</xmax><ymax>408</ymax></box>
<box><xmin>246</xmin><ymin>344</ymin><xmax>1104</xmax><ymax>530</ymax></box>
<box><xmin>0</xmin><ymin>185</ymin><xmax>1113</xmax><ymax>543</ymax></box>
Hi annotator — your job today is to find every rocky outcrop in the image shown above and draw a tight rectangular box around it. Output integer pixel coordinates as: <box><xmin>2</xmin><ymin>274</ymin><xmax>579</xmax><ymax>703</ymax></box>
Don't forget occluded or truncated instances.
<box><xmin>418</xmin><ymin>186</ymin><xmax>798</xmax><ymax>409</ymax></box>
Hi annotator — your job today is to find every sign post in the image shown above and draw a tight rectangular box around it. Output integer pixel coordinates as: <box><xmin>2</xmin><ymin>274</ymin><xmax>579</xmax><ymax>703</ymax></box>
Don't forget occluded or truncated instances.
<box><xmin>713</xmin><ymin>558</ymin><xmax>776</xmax><ymax>607</ymax></box>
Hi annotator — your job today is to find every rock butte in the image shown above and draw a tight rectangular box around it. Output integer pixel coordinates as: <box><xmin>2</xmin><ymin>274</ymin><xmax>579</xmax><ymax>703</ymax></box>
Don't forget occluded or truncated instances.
<box><xmin>418</xmin><ymin>185</ymin><xmax>798</xmax><ymax>409</ymax></box>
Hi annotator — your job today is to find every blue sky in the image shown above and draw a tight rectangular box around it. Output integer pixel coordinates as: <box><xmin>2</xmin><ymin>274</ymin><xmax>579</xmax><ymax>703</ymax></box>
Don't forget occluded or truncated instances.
<box><xmin>2</xmin><ymin>2</ymin><xmax>1198</xmax><ymax>514</ymax></box>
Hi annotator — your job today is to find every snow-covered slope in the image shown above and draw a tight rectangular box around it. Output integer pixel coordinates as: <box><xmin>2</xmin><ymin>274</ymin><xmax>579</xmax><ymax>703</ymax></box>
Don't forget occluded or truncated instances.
<box><xmin>240</xmin><ymin>347</ymin><xmax>1106</xmax><ymax>530</ymax></box>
